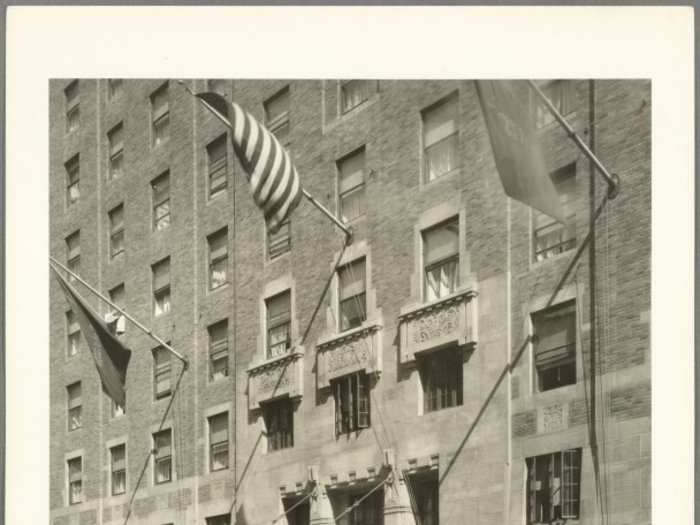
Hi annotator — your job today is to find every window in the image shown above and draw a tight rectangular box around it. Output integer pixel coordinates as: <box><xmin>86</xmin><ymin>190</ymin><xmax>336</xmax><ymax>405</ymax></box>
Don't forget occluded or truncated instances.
<box><xmin>410</xmin><ymin>473</ymin><xmax>439</xmax><ymax>525</ymax></box>
<box><xmin>267</xmin><ymin>220</ymin><xmax>291</xmax><ymax>260</ymax></box>
<box><xmin>107</xmin><ymin>283</ymin><xmax>126</xmax><ymax>335</ymax></box>
<box><xmin>341</xmin><ymin>80</ymin><xmax>375</xmax><ymax>113</ymax></box>
<box><xmin>67</xmin><ymin>381</ymin><xmax>82</xmax><ymax>430</ymax></box>
<box><xmin>110</xmin><ymin>444</ymin><xmax>126</xmax><ymax>495</ymax></box>
<box><xmin>67</xmin><ymin>456</ymin><xmax>82</xmax><ymax>504</ymax></box>
<box><xmin>108</xmin><ymin>204</ymin><xmax>125</xmax><ymax>258</ymax></box>
<box><xmin>65</xmin><ymin>154</ymin><xmax>80</xmax><ymax>206</ymax></box>
<box><xmin>338</xmin><ymin>258</ymin><xmax>366</xmax><ymax>332</ymax></box>
<box><xmin>332</xmin><ymin>372</ymin><xmax>370</xmax><ymax>435</ymax></box>
<box><xmin>533</xmin><ymin>164</ymin><xmax>577</xmax><ymax>262</ymax></box>
<box><xmin>66</xmin><ymin>230</ymin><xmax>81</xmax><ymax>281</ymax></box>
<box><xmin>207</xmin><ymin>134</ymin><xmax>228</xmax><ymax>199</ymax></box>
<box><xmin>526</xmin><ymin>449</ymin><xmax>581</xmax><ymax>524</ymax></box>
<box><xmin>65</xmin><ymin>80</ymin><xmax>80</xmax><ymax>133</ymax></box>
<box><xmin>534</xmin><ymin>80</ymin><xmax>573</xmax><ymax>129</ymax></box>
<box><xmin>208</xmin><ymin>412</ymin><xmax>229</xmax><ymax>471</ymax></box>
<box><xmin>150</xmin><ymin>82</ymin><xmax>170</xmax><ymax>147</ymax></box>
<box><xmin>151</xmin><ymin>171</ymin><xmax>171</xmax><ymax>231</ymax></box>
<box><xmin>66</xmin><ymin>310</ymin><xmax>80</xmax><ymax>357</ymax></box>
<box><xmin>264</xmin><ymin>86</ymin><xmax>290</xmax><ymax>145</ymax></box>
<box><xmin>153</xmin><ymin>429</ymin><xmax>173</xmax><ymax>484</ymax></box>
<box><xmin>418</xmin><ymin>346</ymin><xmax>463</xmax><ymax>413</ymax></box>
<box><xmin>207</xmin><ymin>79</ymin><xmax>227</xmax><ymax>97</ymax></box>
<box><xmin>266</xmin><ymin>291</ymin><xmax>291</xmax><ymax>359</ymax></box>
<box><xmin>152</xmin><ymin>257</ymin><xmax>171</xmax><ymax>316</ymax></box>
<box><xmin>422</xmin><ymin>218</ymin><xmax>459</xmax><ymax>301</ymax></box>
<box><xmin>108</xmin><ymin>122</ymin><xmax>124</xmax><ymax>180</ymax></box>
<box><xmin>337</xmin><ymin>148</ymin><xmax>366</xmax><ymax>223</ymax></box>
<box><xmin>422</xmin><ymin>93</ymin><xmax>459</xmax><ymax>182</ymax></box>
<box><xmin>112</xmin><ymin>399</ymin><xmax>125</xmax><ymax>418</ymax></box>
<box><xmin>283</xmin><ymin>498</ymin><xmax>310</xmax><ymax>525</ymax></box>
<box><xmin>152</xmin><ymin>345</ymin><xmax>172</xmax><ymax>400</ymax></box>
<box><xmin>347</xmin><ymin>489</ymin><xmax>383</xmax><ymax>525</ymax></box>
<box><xmin>208</xmin><ymin>228</ymin><xmax>228</xmax><ymax>290</ymax></box>
<box><xmin>532</xmin><ymin>301</ymin><xmax>576</xmax><ymax>392</ymax></box>
<box><xmin>108</xmin><ymin>78</ymin><xmax>123</xmax><ymax>100</ymax></box>
<box><xmin>206</xmin><ymin>515</ymin><xmax>231</xmax><ymax>525</ymax></box>
<box><xmin>208</xmin><ymin>320</ymin><xmax>229</xmax><ymax>381</ymax></box>
<box><xmin>262</xmin><ymin>398</ymin><xmax>294</xmax><ymax>451</ymax></box>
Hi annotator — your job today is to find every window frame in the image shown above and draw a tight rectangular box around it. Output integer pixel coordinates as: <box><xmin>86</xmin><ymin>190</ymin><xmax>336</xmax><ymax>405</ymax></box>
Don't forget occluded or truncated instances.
<box><xmin>339</xmin><ymin>79</ymin><xmax>377</xmax><ymax>114</ymax></box>
<box><xmin>152</xmin><ymin>428</ymin><xmax>173</xmax><ymax>485</ymax></box>
<box><xmin>208</xmin><ymin>412</ymin><xmax>229</xmax><ymax>472</ymax></box>
<box><xmin>265</xmin><ymin>290</ymin><xmax>292</xmax><ymax>359</ymax></box>
<box><xmin>67</xmin><ymin>456</ymin><xmax>83</xmax><ymax>505</ymax></box>
<box><xmin>151</xmin><ymin>257</ymin><xmax>171</xmax><ymax>317</ymax></box>
<box><xmin>150</xmin><ymin>82</ymin><xmax>170</xmax><ymax>148</ymax></box>
<box><xmin>151</xmin><ymin>171</ymin><xmax>171</xmax><ymax>231</ymax></box>
<box><xmin>332</xmin><ymin>371</ymin><xmax>371</xmax><ymax>436</ymax></box>
<box><xmin>346</xmin><ymin>487</ymin><xmax>384</xmax><ymax>525</ymax></box>
<box><xmin>207</xmin><ymin>227</ymin><xmax>229</xmax><ymax>291</ymax></box>
<box><xmin>108</xmin><ymin>203</ymin><xmax>125</xmax><ymax>259</ymax></box>
<box><xmin>66</xmin><ymin>309</ymin><xmax>80</xmax><ymax>357</ymax></box>
<box><xmin>65</xmin><ymin>80</ymin><xmax>80</xmax><ymax>133</ymax></box>
<box><xmin>531</xmin><ymin>300</ymin><xmax>577</xmax><ymax>393</ymax></box>
<box><xmin>264</xmin><ymin>85</ymin><xmax>291</xmax><ymax>146</ymax></box>
<box><xmin>337</xmin><ymin>257</ymin><xmax>367</xmax><ymax>333</ymax></box>
<box><xmin>262</xmin><ymin>397</ymin><xmax>294</xmax><ymax>452</ymax></box>
<box><xmin>336</xmin><ymin>146</ymin><xmax>366</xmax><ymax>224</ymax></box>
<box><xmin>532</xmin><ymin>163</ymin><xmax>577</xmax><ymax>263</ymax></box>
<box><xmin>533</xmin><ymin>79</ymin><xmax>574</xmax><ymax>129</ymax></box>
<box><xmin>207</xmin><ymin>133</ymin><xmax>228</xmax><ymax>199</ymax></box>
<box><xmin>421</xmin><ymin>91</ymin><xmax>460</xmax><ymax>184</ymax></box>
<box><xmin>67</xmin><ymin>381</ymin><xmax>82</xmax><ymax>431</ymax></box>
<box><xmin>267</xmin><ymin>220</ymin><xmax>291</xmax><ymax>260</ymax></box>
<box><xmin>421</xmin><ymin>217</ymin><xmax>459</xmax><ymax>302</ymax></box>
<box><xmin>65</xmin><ymin>154</ymin><xmax>80</xmax><ymax>207</ymax></box>
<box><xmin>526</xmin><ymin>448</ymin><xmax>582</xmax><ymax>524</ymax></box>
<box><xmin>208</xmin><ymin>319</ymin><xmax>229</xmax><ymax>382</ymax></box>
<box><xmin>418</xmin><ymin>346</ymin><xmax>463</xmax><ymax>414</ymax></box>
<box><xmin>409</xmin><ymin>471</ymin><xmax>439</xmax><ymax>525</ymax></box>
<box><xmin>152</xmin><ymin>344</ymin><xmax>172</xmax><ymax>400</ymax></box>
<box><xmin>107</xmin><ymin>122</ymin><xmax>124</xmax><ymax>180</ymax></box>
<box><xmin>110</xmin><ymin>443</ymin><xmax>127</xmax><ymax>496</ymax></box>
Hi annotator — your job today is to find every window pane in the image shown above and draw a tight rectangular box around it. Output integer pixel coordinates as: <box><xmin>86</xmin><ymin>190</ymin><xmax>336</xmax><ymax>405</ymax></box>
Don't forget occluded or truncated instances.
<box><xmin>268</xmin><ymin>221</ymin><xmax>291</xmax><ymax>259</ymax></box>
<box><xmin>341</xmin><ymin>80</ymin><xmax>373</xmax><ymax>113</ymax></box>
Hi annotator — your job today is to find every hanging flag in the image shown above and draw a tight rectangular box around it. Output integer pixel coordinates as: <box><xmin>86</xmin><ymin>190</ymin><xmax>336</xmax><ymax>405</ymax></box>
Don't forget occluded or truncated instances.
<box><xmin>475</xmin><ymin>80</ymin><xmax>566</xmax><ymax>223</ymax></box>
<box><xmin>54</xmin><ymin>270</ymin><xmax>131</xmax><ymax>407</ymax></box>
<box><xmin>195</xmin><ymin>92</ymin><xmax>303</xmax><ymax>233</ymax></box>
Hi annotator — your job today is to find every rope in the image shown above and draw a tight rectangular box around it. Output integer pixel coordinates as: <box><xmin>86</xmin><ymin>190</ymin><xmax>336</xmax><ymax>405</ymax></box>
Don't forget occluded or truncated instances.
<box><xmin>270</xmin><ymin>484</ymin><xmax>317</xmax><ymax>524</ymax></box>
<box><xmin>332</xmin><ymin>473</ymin><xmax>392</xmax><ymax>523</ymax></box>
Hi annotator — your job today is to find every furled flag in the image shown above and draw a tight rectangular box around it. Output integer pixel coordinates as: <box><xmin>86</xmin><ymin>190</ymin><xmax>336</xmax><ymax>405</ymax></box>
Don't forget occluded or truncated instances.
<box><xmin>54</xmin><ymin>269</ymin><xmax>131</xmax><ymax>407</ymax></box>
<box><xmin>475</xmin><ymin>80</ymin><xmax>566</xmax><ymax>223</ymax></box>
<box><xmin>195</xmin><ymin>92</ymin><xmax>304</xmax><ymax>233</ymax></box>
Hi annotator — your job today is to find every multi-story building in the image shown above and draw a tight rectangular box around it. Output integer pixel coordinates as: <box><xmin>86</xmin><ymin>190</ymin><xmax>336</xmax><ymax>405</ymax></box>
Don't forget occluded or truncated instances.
<box><xmin>49</xmin><ymin>78</ymin><xmax>651</xmax><ymax>525</ymax></box>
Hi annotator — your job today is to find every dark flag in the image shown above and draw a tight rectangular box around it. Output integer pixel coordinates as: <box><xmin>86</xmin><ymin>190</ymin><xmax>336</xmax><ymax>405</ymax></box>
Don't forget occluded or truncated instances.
<box><xmin>475</xmin><ymin>80</ymin><xmax>566</xmax><ymax>223</ymax></box>
<box><xmin>54</xmin><ymin>270</ymin><xmax>131</xmax><ymax>407</ymax></box>
<box><xmin>195</xmin><ymin>92</ymin><xmax>303</xmax><ymax>234</ymax></box>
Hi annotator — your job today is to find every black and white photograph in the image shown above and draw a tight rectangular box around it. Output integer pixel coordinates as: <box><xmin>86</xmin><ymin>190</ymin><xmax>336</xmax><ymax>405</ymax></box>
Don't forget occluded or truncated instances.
<box><xmin>4</xmin><ymin>7</ymin><xmax>694</xmax><ymax>525</ymax></box>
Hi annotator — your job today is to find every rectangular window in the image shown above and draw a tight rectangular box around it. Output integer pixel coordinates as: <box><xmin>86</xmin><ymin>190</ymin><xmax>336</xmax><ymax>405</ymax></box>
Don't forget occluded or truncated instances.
<box><xmin>348</xmin><ymin>489</ymin><xmax>384</xmax><ymax>525</ymax></box>
<box><xmin>67</xmin><ymin>381</ymin><xmax>82</xmax><ymax>430</ymax></box>
<box><xmin>341</xmin><ymin>80</ymin><xmax>375</xmax><ymax>114</ymax></box>
<box><xmin>152</xmin><ymin>257</ymin><xmax>171</xmax><ymax>316</ymax></box>
<box><xmin>108</xmin><ymin>204</ymin><xmax>125</xmax><ymax>258</ymax></box>
<box><xmin>65</xmin><ymin>154</ymin><xmax>80</xmax><ymax>206</ymax></box>
<box><xmin>112</xmin><ymin>398</ymin><xmax>125</xmax><ymax>418</ymax></box>
<box><xmin>337</xmin><ymin>147</ymin><xmax>366</xmax><ymax>223</ymax></box>
<box><xmin>206</xmin><ymin>515</ymin><xmax>231</xmax><ymax>525</ymax></box>
<box><xmin>65</xmin><ymin>80</ymin><xmax>80</xmax><ymax>133</ymax></box>
<box><xmin>338</xmin><ymin>258</ymin><xmax>367</xmax><ymax>332</ymax></box>
<box><xmin>533</xmin><ymin>164</ymin><xmax>577</xmax><ymax>262</ymax></box>
<box><xmin>534</xmin><ymin>80</ymin><xmax>573</xmax><ymax>129</ymax></box>
<box><xmin>67</xmin><ymin>456</ymin><xmax>82</xmax><ymax>504</ymax></box>
<box><xmin>66</xmin><ymin>310</ymin><xmax>80</xmax><ymax>357</ymax></box>
<box><xmin>526</xmin><ymin>449</ymin><xmax>582</xmax><ymax>524</ymax></box>
<box><xmin>422</xmin><ymin>93</ymin><xmax>459</xmax><ymax>182</ymax></box>
<box><xmin>266</xmin><ymin>290</ymin><xmax>291</xmax><ymax>359</ymax></box>
<box><xmin>153</xmin><ymin>429</ymin><xmax>173</xmax><ymax>484</ymax></box>
<box><xmin>207</xmin><ymin>134</ymin><xmax>228</xmax><ymax>199</ymax></box>
<box><xmin>411</xmin><ymin>473</ymin><xmax>439</xmax><ymax>525</ymax></box>
<box><xmin>532</xmin><ymin>301</ymin><xmax>576</xmax><ymax>392</ymax></box>
<box><xmin>418</xmin><ymin>346</ymin><xmax>463</xmax><ymax>413</ymax></box>
<box><xmin>263</xmin><ymin>398</ymin><xmax>294</xmax><ymax>452</ymax></box>
<box><xmin>332</xmin><ymin>372</ymin><xmax>370</xmax><ymax>435</ymax></box>
<box><xmin>208</xmin><ymin>320</ymin><xmax>229</xmax><ymax>381</ymax></box>
<box><xmin>107</xmin><ymin>283</ymin><xmax>126</xmax><ymax>336</ymax></box>
<box><xmin>152</xmin><ymin>345</ymin><xmax>172</xmax><ymax>400</ymax></box>
<box><xmin>66</xmin><ymin>230</ymin><xmax>80</xmax><ymax>282</ymax></box>
<box><xmin>267</xmin><ymin>220</ymin><xmax>291</xmax><ymax>260</ymax></box>
<box><xmin>283</xmin><ymin>498</ymin><xmax>310</xmax><ymax>525</ymax></box>
<box><xmin>208</xmin><ymin>228</ymin><xmax>228</xmax><ymax>290</ymax></box>
<box><xmin>422</xmin><ymin>218</ymin><xmax>459</xmax><ymax>301</ymax></box>
<box><xmin>150</xmin><ymin>82</ymin><xmax>170</xmax><ymax>147</ymax></box>
<box><xmin>208</xmin><ymin>412</ymin><xmax>229</xmax><ymax>472</ymax></box>
<box><xmin>207</xmin><ymin>79</ymin><xmax>227</xmax><ymax>97</ymax></box>
<box><xmin>108</xmin><ymin>78</ymin><xmax>123</xmax><ymax>100</ymax></box>
<box><xmin>151</xmin><ymin>171</ymin><xmax>171</xmax><ymax>231</ymax></box>
<box><xmin>264</xmin><ymin>86</ymin><xmax>290</xmax><ymax>144</ymax></box>
<box><xmin>110</xmin><ymin>444</ymin><xmax>126</xmax><ymax>495</ymax></box>
<box><xmin>108</xmin><ymin>122</ymin><xmax>124</xmax><ymax>180</ymax></box>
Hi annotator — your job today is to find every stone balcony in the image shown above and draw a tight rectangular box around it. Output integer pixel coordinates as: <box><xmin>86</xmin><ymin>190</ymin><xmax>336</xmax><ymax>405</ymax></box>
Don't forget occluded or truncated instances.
<box><xmin>316</xmin><ymin>321</ymin><xmax>382</xmax><ymax>389</ymax></box>
<box><xmin>398</xmin><ymin>288</ymin><xmax>478</xmax><ymax>364</ymax></box>
<box><xmin>247</xmin><ymin>348</ymin><xmax>304</xmax><ymax>410</ymax></box>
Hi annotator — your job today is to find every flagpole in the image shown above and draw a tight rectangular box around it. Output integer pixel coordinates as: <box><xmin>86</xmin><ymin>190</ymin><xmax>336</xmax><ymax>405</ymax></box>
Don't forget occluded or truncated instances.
<box><xmin>302</xmin><ymin>189</ymin><xmax>353</xmax><ymax>241</ymax></box>
<box><xmin>49</xmin><ymin>257</ymin><xmax>189</xmax><ymax>367</ymax></box>
<box><xmin>527</xmin><ymin>80</ymin><xmax>620</xmax><ymax>198</ymax></box>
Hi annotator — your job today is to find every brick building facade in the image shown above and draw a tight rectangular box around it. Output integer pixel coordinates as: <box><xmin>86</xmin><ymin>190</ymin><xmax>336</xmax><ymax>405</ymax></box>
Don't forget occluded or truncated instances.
<box><xmin>49</xmin><ymin>78</ymin><xmax>651</xmax><ymax>525</ymax></box>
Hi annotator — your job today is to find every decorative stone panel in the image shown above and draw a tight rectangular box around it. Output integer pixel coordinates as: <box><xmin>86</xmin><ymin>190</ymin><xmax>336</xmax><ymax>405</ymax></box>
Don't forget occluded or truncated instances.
<box><xmin>247</xmin><ymin>349</ymin><xmax>304</xmax><ymax>410</ymax></box>
<box><xmin>398</xmin><ymin>289</ymin><xmax>477</xmax><ymax>364</ymax></box>
<box><xmin>316</xmin><ymin>322</ymin><xmax>382</xmax><ymax>389</ymax></box>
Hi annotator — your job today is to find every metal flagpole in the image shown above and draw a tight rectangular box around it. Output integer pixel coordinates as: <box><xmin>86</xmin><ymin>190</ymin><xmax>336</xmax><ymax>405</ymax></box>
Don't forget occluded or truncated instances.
<box><xmin>301</xmin><ymin>189</ymin><xmax>353</xmax><ymax>241</ymax></box>
<box><xmin>49</xmin><ymin>257</ymin><xmax>189</xmax><ymax>367</ymax></box>
<box><xmin>527</xmin><ymin>80</ymin><xmax>620</xmax><ymax>198</ymax></box>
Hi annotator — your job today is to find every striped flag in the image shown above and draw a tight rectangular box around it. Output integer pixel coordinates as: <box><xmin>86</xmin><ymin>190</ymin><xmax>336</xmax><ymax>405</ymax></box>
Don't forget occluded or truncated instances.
<box><xmin>195</xmin><ymin>92</ymin><xmax>303</xmax><ymax>233</ymax></box>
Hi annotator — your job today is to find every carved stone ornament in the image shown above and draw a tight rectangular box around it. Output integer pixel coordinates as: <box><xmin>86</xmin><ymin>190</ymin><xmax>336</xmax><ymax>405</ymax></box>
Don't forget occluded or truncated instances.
<box><xmin>316</xmin><ymin>322</ymin><xmax>382</xmax><ymax>389</ymax></box>
<box><xmin>247</xmin><ymin>349</ymin><xmax>304</xmax><ymax>410</ymax></box>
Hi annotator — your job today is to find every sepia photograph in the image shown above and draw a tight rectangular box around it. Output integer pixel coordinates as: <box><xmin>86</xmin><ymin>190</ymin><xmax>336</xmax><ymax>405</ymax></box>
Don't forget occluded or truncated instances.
<box><xmin>4</xmin><ymin>6</ymin><xmax>694</xmax><ymax>525</ymax></box>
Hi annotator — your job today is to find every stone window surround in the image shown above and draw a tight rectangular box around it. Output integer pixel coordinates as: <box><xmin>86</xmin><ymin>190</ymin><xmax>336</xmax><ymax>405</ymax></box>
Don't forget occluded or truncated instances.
<box><xmin>202</xmin><ymin>401</ymin><xmax>233</xmax><ymax>475</ymax></box>
<box><xmin>105</xmin><ymin>435</ymin><xmax>128</xmax><ymax>500</ymax></box>
<box><xmin>419</xmin><ymin>89</ymin><xmax>462</xmax><ymax>188</ymax></box>
<box><xmin>64</xmin><ymin>448</ymin><xmax>85</xmax><ymax>507</ymax></box>
<box><xmin>321</xmin><ymin>80</ymin><xmax>381</xmax><ymax>134</ymax></box>
<box><xmin>523</xmin><ymin>283</ymin><xmax>581</xmax><ymax>397</ymax></box>
<box><xmin>149</xmin><ymin>419</ymin><xmax>176</xmax><ymax>485</ymax></box>
<box><xmin>257</xmin><ymin>274</ymin><xmax>300</xmax><ymax>364</ymax></box>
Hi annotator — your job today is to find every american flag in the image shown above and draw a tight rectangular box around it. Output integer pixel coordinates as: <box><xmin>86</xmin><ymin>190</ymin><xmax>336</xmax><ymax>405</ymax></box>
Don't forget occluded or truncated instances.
<box><xmin>195</xmin><ymin>92</ymin><xmax>303</xmax><ymax>233</ymax></box>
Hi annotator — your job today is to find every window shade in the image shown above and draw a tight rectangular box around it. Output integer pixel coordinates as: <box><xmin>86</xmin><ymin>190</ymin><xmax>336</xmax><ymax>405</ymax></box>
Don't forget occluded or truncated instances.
<box><xmin>109</xmin><ymin>124</ymin><xmax>124</xmax><ymax>154</ymax></box>
<box><xmin>209</xmin><ymin>230</ymin><xmax>228</xmax><ymax>260</ymax></box>
<box><xmin>152</xmin><ymin>173</ymin><xmax>170</xmax><ymax>203</ymax></box>
<box><xmin>339</xmin><ymin>259</ymin><xmax>366</xmax><ymax>300</ymax></box>
<box><xmin>532</xmin><ymin>302</ymin><xmax>576</xmax><ymax>364</ymax></box>
<box><xmin>423</xmin><ymin>96</ymin><xmax>457</xmax><ymax>147</ymax></box>
<box><xmin>154</xmin><ymin>431</ymin><xmax>171</xmax><ymax>457</ymax></box>
<box><xmin>339</xmin><ymin>150</ymin><xmax>365</xmax><ymax>194</ymax></box>
<box><xmin>423</xmin><ymin>220</ymin><xmax>458</xmax><ymax>266</ymax></box>
<box><xmin>265</xmin><ymin>87</ymin><xmax>290</xmax><ymax>123</ymax></box>
<box><xmin>111</xmin><ymin>446</ymin><xmax>125</xmax><ymax>470</ymax></box>
<box><xmin>209</xmin><ymin>413</ymin><xmax>228</xmax><ymax>443</ymax></box>
<box><xmin>151</xmin><ymin>84</ymin><xmax>169</xmax><ymax>120</ymax></box>
<box><xmin>67</xmin><ymin>383</ymin><xmax>81</xmax><ymax>408</ymax></box>
<box><xmin>68</xmin><ymin>458</ymin><xmax>82</xmax><ymax>481</ymax></box>
<box><xmin>267</xmin><ymin>292</ymin><xmax>291</xmax><ymax>325</ymax></box>
<box><xmin>153</xmin><ymin>260</ymin><xmax>170</xmax><ymax>290</ymax></box>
